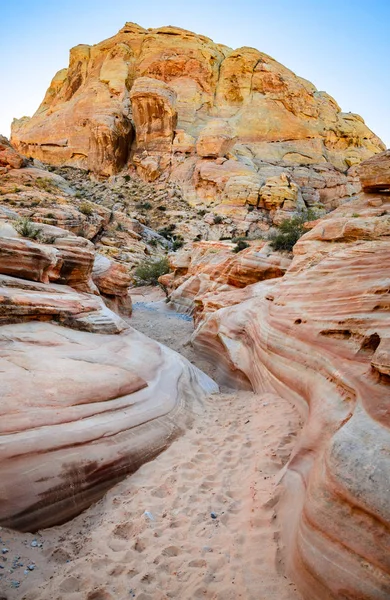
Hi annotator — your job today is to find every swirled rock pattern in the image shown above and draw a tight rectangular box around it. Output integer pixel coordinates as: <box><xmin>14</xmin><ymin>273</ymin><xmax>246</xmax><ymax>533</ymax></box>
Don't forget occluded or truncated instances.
<box><xmin>0</xmin><ymin>165</ymin><xmax>217</xmax><ymax>532</ymax></box>
<box><xmin>11</xmin><ymin>23</ymin><xmax>385</xmax><ymax>226</ymax></box>
<box><xmin>0</xmin><ymin>321</ymin><xmax>216</xmax><ymax>532</ymax></box>
<box><xmin>160</xmin><ymin>240</ymin><xmax>290</xmax><ymax>316</ymax></box>
<box><xmin>192</xmin><ymin>175</ymin><xmax>390</xmax><ymax>598</ymax></box>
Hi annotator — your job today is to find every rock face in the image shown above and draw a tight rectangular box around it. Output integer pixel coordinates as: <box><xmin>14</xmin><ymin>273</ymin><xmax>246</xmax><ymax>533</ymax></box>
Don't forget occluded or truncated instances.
<box><xmin>0</xmin><ymin>135</ymin><xmax>25</xmax><ymax>172</ymax></box>
<box><xmin>192</xmin><ymin>166</ymin><xmax>390</xmax><ymax>598</ymax></box>
<box><xmin>160</xmin><ymin>240</ymin><xmax>291</xmax><ymax>317</ymax></box>
<box><xmin>0</xmin><ymin>158</ymin><xmax>217</xmax><ymax>532</ymax></box>
<box><xmin>130</xmin><ymin>77</ymin><xmax>177</xmax><ymax>180</ymax></box>
<box><xmin>11</xmin><ymin>23</ymin><xmax>385</xmax><ymax>226</ymax></box>
<box><xmin>358</xmin><ymin>149</ymin><xmax>390</xmax><ymax>192</ymax></box>
<box><xmin>0</xmin><ymin>322</ymin><xmax>216</xmax><ymax>532</ymax></box>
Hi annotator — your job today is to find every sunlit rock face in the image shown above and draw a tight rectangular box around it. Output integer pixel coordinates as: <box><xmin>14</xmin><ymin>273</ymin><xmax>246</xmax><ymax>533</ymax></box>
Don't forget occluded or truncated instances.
<box><xmin>0</xmin><ymin>135</ymin><xmax>25</xmax><ymax>172</ymax></box>
<box><xmin>358</xmin><ymin>149</ymin><xmax>390</xmax><ymax>192</ymax></box>
<box><xmin>11</xmin><ymin>23</ymin><xmax>385</xmax><ymax>221</ymax></box>
<box><xmin>192</xmin><ymin>164</ymin><xmax>390</xmax><ymax>599</ymax></box>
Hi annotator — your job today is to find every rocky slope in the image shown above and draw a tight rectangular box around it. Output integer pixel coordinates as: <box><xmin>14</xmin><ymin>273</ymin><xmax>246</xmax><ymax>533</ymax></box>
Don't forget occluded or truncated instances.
<box><xmin>11</xmin><ymin>23</ymin><xmax>385</xmax><ymax>234</ymax></box>
<box><xmin>189</xmin><ymin>152</ymin><xmax>390</xmax><ymax>599</ymax></box>
<box><xmin>0</xmin><ymin>140</ymin><xmax>217</xmax><ymax>533</ymax></box>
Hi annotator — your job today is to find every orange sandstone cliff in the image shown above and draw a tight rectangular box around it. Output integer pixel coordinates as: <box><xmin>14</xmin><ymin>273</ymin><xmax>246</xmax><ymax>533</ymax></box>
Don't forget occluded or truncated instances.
<box><xmin>11</xmin><ymin>23</ymin><xmax>385</xmax><ymax>228</ymax></box>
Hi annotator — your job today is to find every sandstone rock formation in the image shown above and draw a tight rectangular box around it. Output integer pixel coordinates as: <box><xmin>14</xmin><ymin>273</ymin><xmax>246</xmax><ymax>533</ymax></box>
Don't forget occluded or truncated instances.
<box><xmin>11</xmin><ymin>23</ymin><xmax>385</xmax><ymax>228</ymax></box>
<box><xmin>0</xmin><ymin>135</ymin><xmax>25</xmax><ymax>172</ymax></box>
<box><xmin>0</xmin><ymin>151</ymin><xmax>217</xmax><ymax>532</ymax></box>
<box><xmin>191</xmin><ymin>163</ymin><xmax>390</xmax><ymax>598</ymax></box>
<box><xmin>358</xmin><ymin>149</ymin><xmax>390</xmax><ymax>192</ymax></box>
<box><xmin>0</xmin><ymin>321</ymin><xmax>216</xmax><ymax>532</ymax></box>
<box><xmin>160</xmin><ymin>240</ymin><xmax>291</xmax><ymax>317</ymax></box>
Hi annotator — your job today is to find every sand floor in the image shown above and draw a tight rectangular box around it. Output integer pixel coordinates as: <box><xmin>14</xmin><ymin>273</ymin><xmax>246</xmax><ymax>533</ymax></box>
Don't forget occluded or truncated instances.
<box><xmin>0</xmin><ymin>288</ymin><xmax>302</xmax><ymax>600</ymax></box>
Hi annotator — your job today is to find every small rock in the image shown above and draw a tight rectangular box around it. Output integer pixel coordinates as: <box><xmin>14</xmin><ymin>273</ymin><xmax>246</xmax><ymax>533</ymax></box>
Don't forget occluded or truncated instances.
<box><xmin>28</xmin><ymin>564</ymin><xmax>35</xmax><ymax>571</ymax></box>
<box><xmin>31</xmin><ymin>540</ymin><xmax>38</xmax><ymax>547</ymax></box>
<box><xmin>144</xmin><ymin>511</ymin><xmax>155</xmax><ymax>521</ymax></box>
<box><xmin>210</xmin><ymin>512</ymin><xmax>218</xmax><ymax>519</ymax></box>
<box><xmin>1</xmin><ymin>549</ymin><xmax>8</xmax><ymax>554</ymax></box>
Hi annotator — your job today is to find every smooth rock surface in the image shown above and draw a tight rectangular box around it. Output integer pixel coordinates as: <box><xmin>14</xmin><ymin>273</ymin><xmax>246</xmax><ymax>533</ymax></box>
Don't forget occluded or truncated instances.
<box><xmin>192</xmin><ymin>189</ymin><xmax>390</xmax><ymax>599</ymax></box>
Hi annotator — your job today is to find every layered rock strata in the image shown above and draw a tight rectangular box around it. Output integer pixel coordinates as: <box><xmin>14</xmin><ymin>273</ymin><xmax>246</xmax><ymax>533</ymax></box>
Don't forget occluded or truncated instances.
<box><xmin>191</xmin><ymin>160</ymin><xmax>390</xmax><ymax>599</ymax></box>
<box><xmin>160</xmin><ymin>240</ymin><xmax>291</xmax><ymax>317</ymax></box>
<box><xmin>0</xmin><ymin>145</ymin><xmax>217</xmax><ymax>532</ymax></box>
<box><xmin>11</xmin><ymin>23</ymin><xmax>385</xmax><ymax>228</ymax></box>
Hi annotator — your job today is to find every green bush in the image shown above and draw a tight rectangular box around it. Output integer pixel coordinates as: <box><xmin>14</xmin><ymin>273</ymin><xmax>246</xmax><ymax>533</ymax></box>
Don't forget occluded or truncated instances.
<box><xmin>233</xmin><ymin>239</ymin><xmax>250</xmax><ymax>253</ymax></box>
<box><xmin>158</xmin><ymin>223</ymin><xmax>176</xmax><ymax>240</ymax></box>
<box><xmin>79</xmin><ymin>201</ymin><xmax>93</xmax><ymax>216</ymax></box>
<box><xmin>35</xmin><ymin>177</ymin><xmax>54</xmax><ymax>192</ymax></box>
<box><xmin>134</xmin><ymin>256</ymin><xmax>170</xmax><ymax>286</ymax></box>
<box><xmin>172</xmin><ymin>234</ymin><xmax>184</xmax><ymax>251</ymax></box>
<box><xmin>269</xmin><ymin>210</ymin><xmax>317</xmax><ymax>253</ymax></box>
<box><xmin>14</xmin><ymin>217</ymin><xmax>40</xmax><ymax>240</ymax></box>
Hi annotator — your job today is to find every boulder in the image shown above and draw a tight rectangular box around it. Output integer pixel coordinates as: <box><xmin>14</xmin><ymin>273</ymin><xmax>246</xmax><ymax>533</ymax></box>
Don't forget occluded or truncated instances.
<box><xmin>358</xmin><ymin>149</ymin><xmax>390</xmax><ymax>192</ymax></box>
<box><xmin>0</xmin><ymin>135</ymin><xmax>24</xmax><ymax>171</ymax></box>
<box><xmin>92</xmin><ymin>254</ymin><xmax>132</xmax><ymax>314</ymax></box>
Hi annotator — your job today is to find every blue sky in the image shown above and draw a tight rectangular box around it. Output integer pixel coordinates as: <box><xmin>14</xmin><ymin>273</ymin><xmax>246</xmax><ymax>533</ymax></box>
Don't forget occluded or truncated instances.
<box><xmin>1</xmin><ymin>0</ymin><xmax>389</xmax><ymax>145</ymax></box>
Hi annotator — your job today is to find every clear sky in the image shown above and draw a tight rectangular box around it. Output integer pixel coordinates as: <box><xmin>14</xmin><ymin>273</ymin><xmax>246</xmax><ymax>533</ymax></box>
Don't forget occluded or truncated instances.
<box><xmin>1</xmin><ymin>0</ymin><xmax>389</xmax><ymax>145</ymax></box>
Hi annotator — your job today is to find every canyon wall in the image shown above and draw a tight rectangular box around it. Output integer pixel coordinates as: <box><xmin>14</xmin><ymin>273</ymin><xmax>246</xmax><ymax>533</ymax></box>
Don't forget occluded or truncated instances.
<box><xmin>0</xmin><ymin>145</ymin><xmax>217</xmax><ymax>532</ymax></box>
<box><xmin>191</xmin><ymin>152</ymin><xmax>390</xmax><ymax>599</ymax></box>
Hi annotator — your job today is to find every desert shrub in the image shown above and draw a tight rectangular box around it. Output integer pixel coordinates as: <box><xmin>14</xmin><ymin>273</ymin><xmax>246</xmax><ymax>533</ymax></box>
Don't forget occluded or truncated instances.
<box><xmin>352</xmin><ymin>213</ymin><xmax>360</xmax><ymax>218</ymax></box>
<box><xmin>35</xmin><ymin>177</ymin><xmax>54</xmax><ymax>192</ymax></box>
<box><xmin>79</xmin><ymin>201</ymin><xmax>93</xmax><ymax>216</ymax></box>
<box><xmin>172</xmin><ymin>234</ymin><xmax>184</xmax><ymax>251</ymax></box>
<box><xmin>75</xmin><ymin>191</ymin><xmax>83</xmax><ymax>199</ymax></box>
<box><xmin>116</xmin><ymin>222</ymin><xmax>125</xmax><ymax>231</ymax></box>
<box><xmin>157</xmin><ymin>205</ymin><xmax>167</xmax><ymax>211</ymax></box>
<box><xmin>158</xmin><ymin>223</ymin><xmax>176</xmax><ymax>239</ymax></box>
<box><xmin>233</xmin><ymin>239</ymin><xmax>250</xmax><ymax>253</ymax></box>
<box><xmin>134</xmin><ymin>256</ymin><xmax>170</xmax><ymax>286</ymax></box>
<box><xmin>269</xmin><ymin>210</ymin><xmax>316</xmax><ymax>253</ymax></box>
<box><xmin>136</xmin><ymin>201</ymin><xmax>152</xmax><ymax>210</ymax></box>
<box><xmin>214</xmin><ymin>215</ymin><xmax>223</xmax><ymax>224</ymax></box>
<box><xmin>197</xmin><ymin>209</ymin><xmax>207</xmax><ymax>217</ymax></box>
<box><xmin>46</xmin><ymin>212</ymin><xmax>56</xmax><ymax>219</ymax></box>
<box><xmin>14</xmin><ymin>217</ymin><xmax>40</xmax><ymax>240</ymax></box>
<box><xmin>123</xmin><ymin>175</ymin><xmax>131</xmax><ymax>182</ymax></box>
